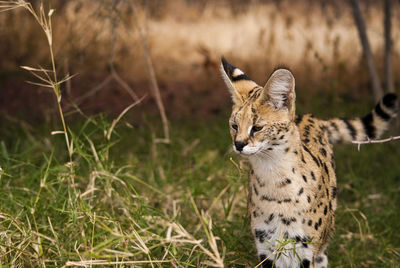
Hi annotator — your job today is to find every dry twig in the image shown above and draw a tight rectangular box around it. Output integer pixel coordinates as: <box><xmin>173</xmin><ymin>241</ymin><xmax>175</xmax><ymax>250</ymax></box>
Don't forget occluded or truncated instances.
<box><xmin>69</xmin><ymin>0</ymin><xmax>140</xmax><ymax>106</ymax></box>
<box><xmin>349</xmin><ymin>0</ymin><xmax>383</xmax><ymax>101</ymax></box>
<box><xmin>130</xmin><ymin>0</ymin><xmax>170</xmax><ymax>143</ymax></box>
<box><xmin>352</xmin><ymin>135</ymin><xmax>400</xmax><ymax>151</ymax></box>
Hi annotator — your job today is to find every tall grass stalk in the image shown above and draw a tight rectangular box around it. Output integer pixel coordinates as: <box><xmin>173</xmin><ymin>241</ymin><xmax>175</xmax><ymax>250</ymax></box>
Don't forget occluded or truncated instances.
<box><xmin>0</xmin><ymin>1</ymin><xmax>76</xmax><ymax>189</ymax></box>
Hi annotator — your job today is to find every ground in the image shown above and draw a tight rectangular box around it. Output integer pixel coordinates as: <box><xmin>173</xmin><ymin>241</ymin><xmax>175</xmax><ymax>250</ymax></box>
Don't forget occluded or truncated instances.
<box><xmin>0</xmin><ymin>94</ymin><xmax>399</xmax><ymax>267</ymax></box>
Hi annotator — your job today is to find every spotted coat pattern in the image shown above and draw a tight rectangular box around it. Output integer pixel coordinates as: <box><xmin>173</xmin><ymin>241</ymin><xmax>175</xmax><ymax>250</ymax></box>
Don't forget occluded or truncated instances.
<box><xmin>220</xmin><ymin>57</ymin><xmax>398</xmax><ymax>268</ymax></box>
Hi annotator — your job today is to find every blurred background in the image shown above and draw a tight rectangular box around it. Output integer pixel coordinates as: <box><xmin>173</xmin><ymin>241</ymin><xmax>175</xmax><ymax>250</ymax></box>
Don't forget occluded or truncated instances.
<box><xmin>1</xmin><ymin>0</ymin><xmax>399</xmax><ymax>123</ymax></box>
<box><xmin>1</xmin><ymin>1</ymin><xmax>400</xmax><ymax>266</ymax></box>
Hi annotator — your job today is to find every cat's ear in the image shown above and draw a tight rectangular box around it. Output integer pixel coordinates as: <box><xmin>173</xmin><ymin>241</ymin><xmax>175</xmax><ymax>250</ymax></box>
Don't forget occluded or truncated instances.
<box><xmin>262</xmin><ymin>68</ymin><xmax>296</xmax><ymax>117</ymax></box>
<box><xmin>220</xmin><ymin>57</ymin><xmax>259</xmax><ymax>104</ymax></box>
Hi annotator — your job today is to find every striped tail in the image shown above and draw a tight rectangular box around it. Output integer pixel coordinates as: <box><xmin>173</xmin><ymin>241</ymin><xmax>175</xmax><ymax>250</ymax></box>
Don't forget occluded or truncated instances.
<box><xmin>325</xmin><ymin>93</ymin><xmax>398</xmax><ymax>144</ymax></box>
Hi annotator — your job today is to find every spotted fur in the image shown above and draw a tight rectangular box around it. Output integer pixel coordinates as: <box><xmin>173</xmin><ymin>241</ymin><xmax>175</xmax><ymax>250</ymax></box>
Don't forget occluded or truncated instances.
<box><xmin>220</xmin><ymin>57</ymin><xmax>398</xmax><ymax>268</ymax></box>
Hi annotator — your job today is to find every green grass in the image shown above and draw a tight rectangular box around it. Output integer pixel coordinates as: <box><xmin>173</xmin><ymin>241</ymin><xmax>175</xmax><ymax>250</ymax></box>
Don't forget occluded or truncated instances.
<box><xmin>1</xmin><ymin>97</ymin><xmax>400</xmax><ymax>267</ymax></box>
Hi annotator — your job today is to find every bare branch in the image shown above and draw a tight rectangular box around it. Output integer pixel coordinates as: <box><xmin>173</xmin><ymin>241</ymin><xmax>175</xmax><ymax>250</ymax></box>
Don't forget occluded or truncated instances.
<box><xmin>130</xmin><ymin>0</ymin><xmax>170</xmax><ymax>144</ymax></box>
<box><xmin>110</xmin><ymin>64</ymin><xmax>140</xmax><ymax>101</ymax></box>
<box><xmin>349</xmin><ymin>0</ymin><xmax>383</xmax><ymax>102</ymax></box>
<box><xmin>71</xmin><ymin>1</ymin><xmax>140</xmax><ymax>107</ymax></box>
<box><xmin>384</xmin><ymin>0</ymin><xmax>394</xmax><ymax>93</ymax></box>
<box><xmin>352</xmin><ymin>136</ymin><xmax>400</xmax><ymax>151</ymax></box>
<box><xmin>73</xmin><ymin>75</ymin><xmax>113</xmax><ymax>105</ymax></box>
<box><xmin>108</xmin><ymin>7</ymin><xmax>139</xmax><ymax>102</ymax></box>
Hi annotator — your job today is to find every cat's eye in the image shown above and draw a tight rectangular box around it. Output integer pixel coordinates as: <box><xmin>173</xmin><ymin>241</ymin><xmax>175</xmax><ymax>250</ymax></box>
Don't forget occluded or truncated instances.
<box><xmin>251</xmin><ymin>125</ymin><xmax>263</xmax><ymax>135</ymax></box>
<box><xmin>231</xmin><ymin>124</ymin><xmax>238</xmax><ymax>131</ymax></box>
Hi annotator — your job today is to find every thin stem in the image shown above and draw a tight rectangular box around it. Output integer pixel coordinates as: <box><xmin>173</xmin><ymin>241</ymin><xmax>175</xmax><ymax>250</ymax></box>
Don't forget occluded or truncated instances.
<box><xmin>130</xmin><ymin>0</ymin><xmax>170</xmax><ymax>143</ymax></box>
<box><xmin>9</xmin><ymin>0</ymin><xmax>76</xmax><ymax>192</ymax></box>
<box><xmin>352</xmin><ymin>135</ymin><xmax>400</xmax><ymax>151</ymax></box>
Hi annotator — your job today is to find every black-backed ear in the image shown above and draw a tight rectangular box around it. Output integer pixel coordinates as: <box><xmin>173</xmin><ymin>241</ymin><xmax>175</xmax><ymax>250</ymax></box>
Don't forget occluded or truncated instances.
<box><xmin>262</xmin><ymin>68</ymin><xmax>296</xmax><ymax>117</ymax></box>
<box><xmin>220</xmin><ymin>57</ymin><xmax>259</xmax><ymax>104</ymax></box>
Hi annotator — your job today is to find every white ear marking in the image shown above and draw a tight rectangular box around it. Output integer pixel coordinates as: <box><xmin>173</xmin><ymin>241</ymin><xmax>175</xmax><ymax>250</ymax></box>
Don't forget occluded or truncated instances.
<box><xmin>220</xmin><ymin>57</ymin><xmax>259</xmax><ymax>104</ymax></box>
<box><xmin>220</xmin><ymin>63</ymin><xmax>242</xmax><ymax>103</ymax></box>
<box><xmin>232</xmin><ymin>68</ymin><xmax>244</xmax><ymax>77</ymax></box>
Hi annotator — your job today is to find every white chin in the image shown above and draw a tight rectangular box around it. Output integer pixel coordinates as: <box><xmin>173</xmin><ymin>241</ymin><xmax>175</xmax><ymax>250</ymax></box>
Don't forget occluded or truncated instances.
<box><xmin>241</xmin><ymin>147</ymin><xmax>259</xmax><ymax>156</ymax></box>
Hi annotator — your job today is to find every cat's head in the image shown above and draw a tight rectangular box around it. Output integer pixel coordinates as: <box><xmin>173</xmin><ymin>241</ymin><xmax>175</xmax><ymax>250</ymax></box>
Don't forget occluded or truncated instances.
<box><xmin>221</xmin><ymin>57</ymin><xmax>296</xmax><ymax>156</ymax></box>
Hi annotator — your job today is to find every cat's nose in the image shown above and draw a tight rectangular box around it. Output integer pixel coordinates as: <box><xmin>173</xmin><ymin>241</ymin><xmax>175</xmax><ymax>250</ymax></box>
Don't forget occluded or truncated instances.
<box><xmin>234</xmin><ymin>141</ymin><xmax>247</xmax><ymax>152</ymax></box>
